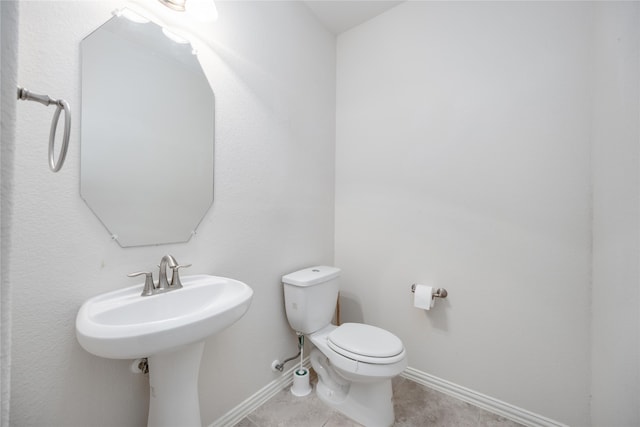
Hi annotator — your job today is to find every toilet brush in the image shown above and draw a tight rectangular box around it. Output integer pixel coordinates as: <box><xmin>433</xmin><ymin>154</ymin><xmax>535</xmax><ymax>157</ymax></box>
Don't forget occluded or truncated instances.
<box><xmin>298</xmin><ymin>336</ymin><xmax>304</xmax><ymax>374</ymax></box>
<box><xmin>291</xmin><ymin>335</ymin><xmax>311</xmax><ymax>396</ymax></box>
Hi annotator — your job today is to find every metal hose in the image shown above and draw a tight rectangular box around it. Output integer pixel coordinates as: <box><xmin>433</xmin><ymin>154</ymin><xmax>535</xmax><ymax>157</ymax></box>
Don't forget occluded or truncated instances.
<box><xmin>275</xmin><ymin>334</ymin><xmax>304</xmax><ymax>372</ymax></box>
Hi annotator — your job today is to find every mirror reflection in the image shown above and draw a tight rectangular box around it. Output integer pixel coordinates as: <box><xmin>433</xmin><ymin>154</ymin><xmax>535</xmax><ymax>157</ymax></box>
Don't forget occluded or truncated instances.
<box><xmin>80</xmin><ymin>13</ymin><xmax>215</xmax><ymax>247</ymax></box>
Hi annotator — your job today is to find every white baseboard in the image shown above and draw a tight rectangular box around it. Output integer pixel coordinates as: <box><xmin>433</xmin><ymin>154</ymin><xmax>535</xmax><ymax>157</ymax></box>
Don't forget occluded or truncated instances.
<box><xmin>209</xmin><ymin>357</ymin><xmax>310</xmax><ymax>427</ymax></box>
<box><xmin>401</xmin><ymin>367</ymin><xmax>568</xmax><ymax>427</ymax></box>
<box><xmin>210</xmin><ymin>363</ymin><xmax>566</xmax><ymax>427</ymax></box>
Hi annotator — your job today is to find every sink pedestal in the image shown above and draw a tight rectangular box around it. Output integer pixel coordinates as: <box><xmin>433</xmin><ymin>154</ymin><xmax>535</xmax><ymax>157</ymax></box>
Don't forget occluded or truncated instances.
<box><xmin>147</xmin><ymin>341</ymin><xmax>205</xmax><ymax>427</ymax></box>
<box><xmin>76</xmin><ymin>274</ymin><xmax>253</xmax><ymax>426</ymax></box>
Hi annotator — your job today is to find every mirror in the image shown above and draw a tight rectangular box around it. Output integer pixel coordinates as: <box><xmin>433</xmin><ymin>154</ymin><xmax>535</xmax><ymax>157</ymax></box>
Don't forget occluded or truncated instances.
<box><xmin>80</xmin><ymin>13</ymin><xmax>215</xmax><ymax>247</ymax></box>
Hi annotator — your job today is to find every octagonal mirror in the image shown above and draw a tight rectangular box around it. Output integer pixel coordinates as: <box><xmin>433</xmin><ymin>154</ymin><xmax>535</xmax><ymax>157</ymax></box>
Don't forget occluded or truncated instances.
<box><xmin>80</xmin><ymin>13</ymin><xmax>214</xmax><ymax>247</ymax></box>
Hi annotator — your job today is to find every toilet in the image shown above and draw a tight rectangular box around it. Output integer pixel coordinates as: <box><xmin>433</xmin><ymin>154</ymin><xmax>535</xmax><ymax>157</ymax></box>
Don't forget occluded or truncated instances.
<box><xmin>282</xmin><ymin>266</ymin><xmax>407</xmax><ymax>427</ymax></box>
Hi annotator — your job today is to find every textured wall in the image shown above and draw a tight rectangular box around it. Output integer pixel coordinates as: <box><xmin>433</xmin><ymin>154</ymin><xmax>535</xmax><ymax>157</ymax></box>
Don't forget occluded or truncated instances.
<box><xmin>9</xmin><ymin>1</ymin><xmax>335</xmax><ymax>425</ymax></box>
<box><xmin>335</xmin><ymin>2</ymin><xmax>593</xmax><ymax>425</ymax></box>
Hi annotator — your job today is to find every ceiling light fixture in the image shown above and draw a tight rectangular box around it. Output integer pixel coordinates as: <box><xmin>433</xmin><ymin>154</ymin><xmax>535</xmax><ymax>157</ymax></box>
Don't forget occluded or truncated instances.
<box><xmin>115</xmin><ymin>8</ymin><xmax>150</xmax><ymax>24</ymax></box>
<box><xmin>157</xmin><ymin>0</ymin><xmax>218</xmax><ymax>22</ymax></box>
<box><xmin>158</xmin><ymin>0</ymin><xmax>187</xmax><ymax>12</ymax></box>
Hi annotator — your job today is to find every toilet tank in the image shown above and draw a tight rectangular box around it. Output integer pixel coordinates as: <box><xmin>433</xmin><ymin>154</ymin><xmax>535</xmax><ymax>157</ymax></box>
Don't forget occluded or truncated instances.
<box><xmin>282</xmin><ymin>266</ymin><xmax>341</xmax><ymax>334</ymax></box>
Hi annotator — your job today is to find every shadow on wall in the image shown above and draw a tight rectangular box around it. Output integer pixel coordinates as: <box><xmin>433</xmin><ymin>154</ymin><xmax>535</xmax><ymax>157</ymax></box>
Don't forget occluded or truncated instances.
<box><xmin>340</xmin><ymin>290</ymin><xmax>451</xmax><ymax>332</ymax></box>
<box><xmin>423</xmin><ymin>299</ymin><xmax>450</xmax><ymax>332</ymax></box>
<box><xmin>408</xmin><ymin>287</ymin><xmax>451</xmax><ymax>332</ymax></box>
<box><xmin>338</xmin><ymin>291</ymin><xmax>364</xmax><ymax>324</ymax></box>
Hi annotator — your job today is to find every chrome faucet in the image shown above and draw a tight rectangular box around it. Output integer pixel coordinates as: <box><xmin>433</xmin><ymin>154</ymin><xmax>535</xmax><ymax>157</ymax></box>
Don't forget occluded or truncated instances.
<box><xmin>157</xmin><ymin>255</ymin><xmax>178</xmax><ymax>291</ymax></box>
<box><xmin>128</xmin><ymin>255</ymin><xmax>191</xmax><ymax>296</ymax></box>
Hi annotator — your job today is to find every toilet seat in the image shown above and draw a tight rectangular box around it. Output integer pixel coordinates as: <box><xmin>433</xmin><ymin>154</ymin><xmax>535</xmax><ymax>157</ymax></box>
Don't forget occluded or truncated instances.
<box><xmin>328</xmin><ymin>323</ymin><xmax>405</xmax><ymax>365</ymax></box>
<box><xmin>309</xmin><ymin>323</ymin><xmax>408</xmax><ymax>382</ymax></box>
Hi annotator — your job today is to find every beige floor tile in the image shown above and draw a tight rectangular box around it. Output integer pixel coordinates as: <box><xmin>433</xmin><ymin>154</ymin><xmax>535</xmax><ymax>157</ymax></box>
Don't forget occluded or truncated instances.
<box><xmin>235</xmin><ymin>376</ymin><xmax>524</xmax><ymax>427</ymax></box>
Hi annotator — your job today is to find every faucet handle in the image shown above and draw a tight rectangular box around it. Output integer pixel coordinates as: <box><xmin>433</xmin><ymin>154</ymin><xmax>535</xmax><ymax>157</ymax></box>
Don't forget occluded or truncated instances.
<box><xmin>169</xmin><ymin>264</ymin><xmax>192</xmax><ymax>289</ymax></box>
<box><xmin>128</xmin><ymin>271</ymin><xmax>155</xmax><ymax>296</ymax></box>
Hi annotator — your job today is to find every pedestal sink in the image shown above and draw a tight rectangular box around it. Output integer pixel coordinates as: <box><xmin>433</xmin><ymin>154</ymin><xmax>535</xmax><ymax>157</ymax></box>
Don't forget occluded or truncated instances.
<box><xmin>76</xmin><ymin>274</ymin><xmax>253</xmax><ymax>427</ymax></box>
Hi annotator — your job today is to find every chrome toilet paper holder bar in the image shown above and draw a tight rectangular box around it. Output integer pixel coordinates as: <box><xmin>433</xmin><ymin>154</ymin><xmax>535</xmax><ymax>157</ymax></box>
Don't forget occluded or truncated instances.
<box><xmin>411</xmin><ymin>284</ymin><xmax>448</xmax><ymax>299</ymax></box>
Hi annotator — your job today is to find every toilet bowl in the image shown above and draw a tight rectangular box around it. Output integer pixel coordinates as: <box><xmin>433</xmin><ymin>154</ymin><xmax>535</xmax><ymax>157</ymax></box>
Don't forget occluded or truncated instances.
<box><xmin>309</xmin><ymin>323</ymin><xmax>407</xmax><ymax>426</ymax></box>
<box><xmin>282</xmin><ymin>266</ymin><xmax>407</xmax><ymax>427</ymax></box>
<box><xmin>310</xmin><ymin>323</ymin><xmax>407</xmax><ymax>382</ymax></box>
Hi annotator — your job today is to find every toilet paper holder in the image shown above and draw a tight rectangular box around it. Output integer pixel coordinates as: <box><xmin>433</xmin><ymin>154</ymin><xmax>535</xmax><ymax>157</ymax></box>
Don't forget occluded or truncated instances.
<box><xmin>410</xmin><ymin>284</ymin><xmax>448</xmax><ymax>299</ymax></box>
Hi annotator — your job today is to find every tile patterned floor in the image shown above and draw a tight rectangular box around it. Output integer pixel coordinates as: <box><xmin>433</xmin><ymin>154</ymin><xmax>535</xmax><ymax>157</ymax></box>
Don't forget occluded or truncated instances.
<box><xmin>234</xmin><ymin>376</ymin><xmax>524</xmax><ymax>426</ymax></box>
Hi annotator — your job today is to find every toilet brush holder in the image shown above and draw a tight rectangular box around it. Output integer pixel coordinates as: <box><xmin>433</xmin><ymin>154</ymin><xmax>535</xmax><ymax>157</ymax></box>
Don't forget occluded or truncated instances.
<box><xmin>291</xmin><ymin>368</ymin><xmax>312</xmax><ymax>397</ymax></box>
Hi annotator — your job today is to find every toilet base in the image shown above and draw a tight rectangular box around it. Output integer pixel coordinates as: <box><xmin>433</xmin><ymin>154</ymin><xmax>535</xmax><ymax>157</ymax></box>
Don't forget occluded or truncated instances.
<box><xmin>315</xmin><ymin>376</ymin><xmax>395</xmax><ymax>427</ymax></box>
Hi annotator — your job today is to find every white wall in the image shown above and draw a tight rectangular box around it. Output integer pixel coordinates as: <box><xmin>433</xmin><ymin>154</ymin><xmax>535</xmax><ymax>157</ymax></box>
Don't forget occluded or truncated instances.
<box><xmin>591</xmin><ymin>2</ymin><xmax>640</xmax><ymax>426</ymax></box>
<box><xmin>8</xmin><ymin>1</ymin><xmax>335</xmax><ymax>425</ymax></box>
<box><xmin>8</xmin><ymin>1</ymin><xmax>640</xmax><ymax>426</ymax></box>
<box><xmin>335</xmin><ymin>2</ymin><xmax>594</xmax><ymax>425</ymax></box>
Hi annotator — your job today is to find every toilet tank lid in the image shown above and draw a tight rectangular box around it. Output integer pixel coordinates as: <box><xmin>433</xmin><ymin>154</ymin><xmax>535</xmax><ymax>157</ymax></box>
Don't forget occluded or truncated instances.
<box><xmin>282</xmin><ymin>266</ymin><xmax>341</xmax><ymax>287</ymax></box>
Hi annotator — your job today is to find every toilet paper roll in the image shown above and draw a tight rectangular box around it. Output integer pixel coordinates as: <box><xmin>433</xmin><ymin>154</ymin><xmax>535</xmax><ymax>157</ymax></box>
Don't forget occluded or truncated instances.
<box><xmin>413</xmin><ymin>284</ymin><xmax>435</xmax><ymax>310</ymax></box>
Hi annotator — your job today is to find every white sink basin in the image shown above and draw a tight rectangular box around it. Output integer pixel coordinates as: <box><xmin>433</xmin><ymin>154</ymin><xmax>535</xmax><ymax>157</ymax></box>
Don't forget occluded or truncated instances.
<box><xmin>76</xmin><ymin>273</ymin><xmax>253</xmax><ymax>427</ymax></box>
<box><xmin>76</xmin><ymin>274</ymin><xmax>253</xmax><ymax>359</ymax></box>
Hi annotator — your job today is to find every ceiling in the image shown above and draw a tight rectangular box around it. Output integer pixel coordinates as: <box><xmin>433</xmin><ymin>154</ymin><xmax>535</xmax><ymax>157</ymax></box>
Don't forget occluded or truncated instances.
<box><xmin>303</xmin><ymin>0</ymin><xmax>404</xmax><ymax>34</ymax></box>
